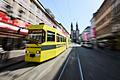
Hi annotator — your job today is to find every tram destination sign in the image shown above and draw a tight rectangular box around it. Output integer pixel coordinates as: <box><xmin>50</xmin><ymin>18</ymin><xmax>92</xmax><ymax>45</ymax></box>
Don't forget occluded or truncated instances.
<box><xmin>28</xmin><ymin>29</ymin><xmax>43</xmax><ymax>34</ymax></box>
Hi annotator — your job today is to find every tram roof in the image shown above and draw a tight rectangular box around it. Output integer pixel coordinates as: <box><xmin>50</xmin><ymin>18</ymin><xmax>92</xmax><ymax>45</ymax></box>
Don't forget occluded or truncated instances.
<box><xmin>28</xmin><ymin>23</ymin><xmax>66</xmax><ymax>36</ymax></box>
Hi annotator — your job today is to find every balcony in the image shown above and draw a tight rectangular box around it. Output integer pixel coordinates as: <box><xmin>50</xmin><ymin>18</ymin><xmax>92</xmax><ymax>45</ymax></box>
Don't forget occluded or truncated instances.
<box><xmin>96</xmin><ymin>25</ymin><xmax>112</xmax><ymax>39</ymax></box>
<box><xmin>112</xmin><ymin>24</ymin><xmax>120</xmax><ymax>33</ymax></box>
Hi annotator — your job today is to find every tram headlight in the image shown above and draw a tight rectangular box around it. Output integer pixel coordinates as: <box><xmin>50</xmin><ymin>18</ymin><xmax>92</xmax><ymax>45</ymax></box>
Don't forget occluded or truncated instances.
<box><xmin>36</xmin><ymin>50</ymin><xmax>40</xmax><ymax>54</ymax></box>
<box><xmin>25</xmin><ymin>50</ymin><xmax>29</xmax><ymax>53</ymax></box>
<box><xmin>36</xmin><ymin>50</ymin><xmax>40</xmax><ymax>57</ymax></box>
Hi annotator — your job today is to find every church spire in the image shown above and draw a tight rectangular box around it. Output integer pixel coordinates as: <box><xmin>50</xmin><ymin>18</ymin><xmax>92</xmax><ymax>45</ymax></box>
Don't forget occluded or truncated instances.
<box><xmin>76</xmin><ymin>22</ymin><xmax>79</xmax><ymax>30</ymax></box>
<box><xmin>71</xmin><ymin>22</ymin><xmax>73</xmax><ymax>31</ymax></box>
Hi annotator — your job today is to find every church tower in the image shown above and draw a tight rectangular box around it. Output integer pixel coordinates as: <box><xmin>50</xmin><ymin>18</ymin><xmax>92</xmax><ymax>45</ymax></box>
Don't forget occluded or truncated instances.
<box><xmin>70</xmin><ymin>22</ymin><xmax>80</xmax><ymax>43</ymax></box>
<box><xmin>71</xmin><ymin>22</ymin><xmax>73</xmax><ymax>39</ymax></box>
<box><xmin>76</xmin><ymin>22</ymin><xmax>79</xmax><ymax>43</ymax></box>
<box><xmin>76</xmin><ymin>22</ymin><xmax>79</xmax><ymax>30</ymax></box>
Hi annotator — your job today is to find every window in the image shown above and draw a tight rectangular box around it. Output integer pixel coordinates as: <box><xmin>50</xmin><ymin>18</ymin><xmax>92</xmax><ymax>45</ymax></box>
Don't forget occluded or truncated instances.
<box><xmin>28</xmin><ymin>29</ymin><xmax>45</xmax><ymax>44</ymax></box>
<box><xmin>57</xmin><ymin>34</ymin><xmax>59</xmax><ymax>42</ymax></box>
<box><xmin>61</xmin><ymin>36</ymin><xmax>64</xmax><ymax>42</ymax></box>
<box><xmin>30</xmin><ymin>2</ymin><xmax>36</xmax><ymax>11</ymax></box>
<box><xmin>47</xmin><ymin>31</ymin><xmax>55</xmax><ymax>41</ymax></box>
<box><xmin>63</xmin><ymin>37</ymin><xmax>66</xmax><ymax>42</ymax></box>
<box><xmin>56</xmin><ymin>34</ymin><xmax>66</xmax><ymax>42</ymax></box>
<box><xmin>62</xmin><ymin>36</ymin><xmax>66</xmax><ymax>42</ymax></box>
<box><xmin>57</xmin><ymin>34</ymin><xmax>63</xmax><ymax>42</ymax></box>
<box><xmin>57</xmin><ymin>34</ymin><xmax>60</xmax><ymax>42</ymax></box>
<box><xmin>60</xmin><ymin>35</ymin><xmax>64</xmax><ymax>42</ymax></box>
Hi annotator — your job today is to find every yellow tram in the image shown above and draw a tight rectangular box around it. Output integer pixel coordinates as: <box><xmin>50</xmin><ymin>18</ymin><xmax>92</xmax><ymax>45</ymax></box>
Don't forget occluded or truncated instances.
<box><xmin>25</xmin><ymin>23</ymin><xmax>70</xmax><ymax>62</ymax></box>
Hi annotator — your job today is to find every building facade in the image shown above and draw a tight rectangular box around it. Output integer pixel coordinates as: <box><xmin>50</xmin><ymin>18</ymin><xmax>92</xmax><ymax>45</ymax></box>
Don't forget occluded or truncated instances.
<box><xmin>81</xmin><ymin>26</ymin><xmax>91</xmax><ymax>43</ymax></box>
<box><xmin>91</xmin><ymin>0</ymin><xmax>120</xmax><ymax>50</ymax></box>
<box><xmin>0</xmin><ymin>0</ymin><xmax>58</xmax><ymax>27</ymax></box>
<box><xmin>71</xmin><ymin>22</ymin><xmax>80</xmax><ymax>43</ymax></box>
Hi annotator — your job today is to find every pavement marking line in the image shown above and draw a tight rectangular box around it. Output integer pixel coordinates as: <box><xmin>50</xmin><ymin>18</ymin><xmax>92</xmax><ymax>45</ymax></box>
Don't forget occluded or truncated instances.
<box><xmin>76</xmin><ymin>48</ymin><xmax>84</xmax><ymax>80</ymax></box>
<box><xmin>57</xmin><ymin>50</ymin><xmax>71</xmax><ymax>80</ymax></box>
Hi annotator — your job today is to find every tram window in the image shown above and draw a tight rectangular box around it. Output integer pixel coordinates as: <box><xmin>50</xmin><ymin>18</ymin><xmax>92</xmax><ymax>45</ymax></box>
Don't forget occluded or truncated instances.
<box><xmin>63</xmin><ymin>37</ymin><xmax>65</xmax><ymax>42</ymax></box>
<box><xmin>61</xmin><ymin>36</ymin><xmax>63</xmax><ymax>42</ymax></box>
<box><xmin>34</xmin><ymin>36</ymin><xmax>36</xmax><ymax>40</ymax></box>
<box><xmin>63</xmin><ymin>37</ymin><xmax>64</xmax><ymax>42</ymax></box>
<box><xmin>64</xmin><ymin>38</ymin><xmax>66</xmax><ymax>42</ymax></box>
<box><xmin>59</xmin><ymin>35</ymin><xmax>61</xmax><ymax>42</ymax></box>
<box><xmin>36</xmin><ymin>35</ymin><xmax>39</xmax><ymax>40</ymax></box>
<box><xmin>57</xmin><ymin>34</ymin><xmax>60</xmax><ymax>42</ymax></box>
<box><xmin>57</xmin><ymin>34</ymin><xmax>64</xmax><ymax>42</ymax></box>
<box><xmin>60</xmin><ymin>36</ymin><xmax>63</xmax><ymax>42</ymax></box>
<box><xmin>47</xmin><ymin>31</ymin><xmax>55</xmax><ymax>41</ymax></box>
<box><xmin>32</xmin><ymin>35</ymin><xmax>35</xmax><ymax>39</ymax></box>
<box><xmin>57</xmin><ymin>34</ymin><xmax>59</xmax><ymax>42</ymax></box>
<box><xmin>28</xmin><ymin>29</ymin><xmax>45</xmax><ymax>44</ymax></box>
<box><xmin>59</xmin><ymin>35</ymin><xmax>62</xmax><ymax>42</ymax></box>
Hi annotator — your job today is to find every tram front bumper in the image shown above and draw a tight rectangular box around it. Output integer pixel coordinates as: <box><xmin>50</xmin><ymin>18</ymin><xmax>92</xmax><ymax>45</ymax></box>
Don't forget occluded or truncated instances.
<box><xmin>25</xmin><ymin>51</ymin><xmax>41</xmax><ymax>62</ymax></box>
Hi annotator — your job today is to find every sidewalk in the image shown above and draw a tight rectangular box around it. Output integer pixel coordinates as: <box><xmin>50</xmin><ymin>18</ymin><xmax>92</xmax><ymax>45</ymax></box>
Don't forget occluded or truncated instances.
<box><xmin>0</xmin><ymin>49</ymin><xmax>25</xmax><ymax>69</ymax></box>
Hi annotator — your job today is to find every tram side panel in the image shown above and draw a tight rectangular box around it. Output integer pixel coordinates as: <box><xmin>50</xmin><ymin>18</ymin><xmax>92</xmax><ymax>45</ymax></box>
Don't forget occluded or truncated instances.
<box><xmin>40</xmin><ymin>42</ymin><xmax>57</xmax><ymax>62</ymax></box>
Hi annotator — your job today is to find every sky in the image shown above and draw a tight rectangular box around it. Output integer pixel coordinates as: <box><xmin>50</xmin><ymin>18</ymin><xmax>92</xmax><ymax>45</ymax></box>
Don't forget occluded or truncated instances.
<box><xmin>39</xmin><ymin>0</ymin><xmax>104</xmax><ymax>33</ymax></box>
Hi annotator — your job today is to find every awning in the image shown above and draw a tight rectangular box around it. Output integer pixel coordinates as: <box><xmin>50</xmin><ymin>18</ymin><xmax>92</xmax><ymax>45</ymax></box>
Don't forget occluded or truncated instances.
<box><xmin>0</xmin><ymin>22</ymin><xmax>28</xmax><ymax>35</ymax></box>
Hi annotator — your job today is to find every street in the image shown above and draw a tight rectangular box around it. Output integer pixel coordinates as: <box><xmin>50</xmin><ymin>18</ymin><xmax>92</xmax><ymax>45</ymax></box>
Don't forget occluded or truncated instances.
<box><xmin>0</xmin><ymin>44</ymin><xmax>120</xmax><ymax>80</ymax></box>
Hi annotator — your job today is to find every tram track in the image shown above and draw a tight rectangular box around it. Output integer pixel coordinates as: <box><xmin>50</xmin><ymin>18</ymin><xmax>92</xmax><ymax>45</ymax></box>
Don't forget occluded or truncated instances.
<box><xmin>57</xmin><ymin>46</ymin><xmax>84</xmax><ymax>80</ymax></box>
<box><xmin>57</xmin><ymin>48</ymin><xmax>71</xmax><ymax>80</ymax></box>
<box><xmin>76</xmin><ymin>47</ymin><xmax>84</xmax><ymax>80</ymax></box>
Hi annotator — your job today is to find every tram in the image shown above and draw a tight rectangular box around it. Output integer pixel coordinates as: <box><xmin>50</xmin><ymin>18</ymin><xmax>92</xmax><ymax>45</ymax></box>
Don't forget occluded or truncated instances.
<box><xmin>25</xmin><ymin>23</ymin><xmax>70</xmax><ymax>62</ymax></box>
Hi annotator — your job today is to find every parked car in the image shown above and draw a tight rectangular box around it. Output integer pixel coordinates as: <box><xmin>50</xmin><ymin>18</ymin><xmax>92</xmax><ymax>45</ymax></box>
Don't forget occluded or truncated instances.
<box><xmin>97</xmin><ymin>42</ymin><xmax>106</xmax><ymax>49</ymax></box>
<box><xmin>82</xmin><ymin>42</ymin><xmax>93</xmax><ymax>48</ymax></box>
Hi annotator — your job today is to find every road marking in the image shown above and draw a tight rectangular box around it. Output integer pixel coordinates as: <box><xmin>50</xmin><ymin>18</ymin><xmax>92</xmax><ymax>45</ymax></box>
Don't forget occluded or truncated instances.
<box><xmin>77</xmin><ymin>48</ymin><xmax>84</xmax><ymax>80</ymax></box>
<box><xmin>58</xmin><ymin>51</ymin><xmax>71</xmax><ymax>80</ymax></box>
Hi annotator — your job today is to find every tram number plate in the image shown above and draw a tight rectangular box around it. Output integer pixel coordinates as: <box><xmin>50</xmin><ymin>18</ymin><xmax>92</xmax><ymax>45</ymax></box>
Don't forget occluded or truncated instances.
<box><xmin>30</xmin><ymin>54</ymin><xmax>35</xmax><ymax>57</ymax></box>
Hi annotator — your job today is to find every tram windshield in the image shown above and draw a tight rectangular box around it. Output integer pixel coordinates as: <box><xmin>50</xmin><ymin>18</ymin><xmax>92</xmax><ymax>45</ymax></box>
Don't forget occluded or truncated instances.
<box><xmin>27</xmin><ymin>29</ymin><xmax>45</xmax><ymax>44</ymax></box>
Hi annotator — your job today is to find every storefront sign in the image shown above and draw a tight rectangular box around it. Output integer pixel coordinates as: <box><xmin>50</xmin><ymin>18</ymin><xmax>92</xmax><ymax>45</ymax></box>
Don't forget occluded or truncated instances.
<box><xmin>0</xmin><ymin>22</ymin><xmax>28</xmax><ymax>34</ymax></box>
